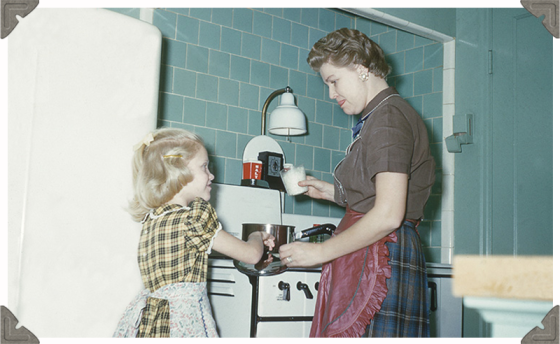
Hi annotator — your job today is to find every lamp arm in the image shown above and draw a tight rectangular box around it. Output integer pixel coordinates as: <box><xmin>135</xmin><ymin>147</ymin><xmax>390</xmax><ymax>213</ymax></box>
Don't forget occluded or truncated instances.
<box><xmin>261</xmin><ymin>87</ymin><xmax>292</xmax><ymax>135</ymax></box>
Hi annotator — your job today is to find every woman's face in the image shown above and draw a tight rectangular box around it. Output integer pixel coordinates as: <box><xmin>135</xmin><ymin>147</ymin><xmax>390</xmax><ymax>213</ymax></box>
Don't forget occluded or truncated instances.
<box><xmin>319</xmin><ymin>62</ymin><xmax>370</xmax><ymax>116</ymax></box>
<box><xmin>171</xmin><ymin>146</ymin><xmax>214</xmax><ymax>206</ymax></box>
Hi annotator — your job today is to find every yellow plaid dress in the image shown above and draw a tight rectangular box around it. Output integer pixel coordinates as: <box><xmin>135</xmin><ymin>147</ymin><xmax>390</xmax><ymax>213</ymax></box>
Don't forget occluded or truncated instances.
<box><xmin>113</xmin><ymin>198</ymin><xmax>221</xmax><ymax>338</ymax></box>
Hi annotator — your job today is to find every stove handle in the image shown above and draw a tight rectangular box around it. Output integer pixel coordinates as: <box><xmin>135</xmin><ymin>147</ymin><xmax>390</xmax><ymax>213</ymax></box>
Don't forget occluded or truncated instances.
<box><xmin>297</xmin><ymin>282</ymin><xmax>313</xmax><ymax>299</ymax></box>
<box><xmin>428</xmin><ymin>281</ymin><xmax>437</xmax><ymax>312</ymax></box>
<box><xmin>278</xmin><ymin>281</ymin><xmax>290</xmax><ymax>301</ymax></box>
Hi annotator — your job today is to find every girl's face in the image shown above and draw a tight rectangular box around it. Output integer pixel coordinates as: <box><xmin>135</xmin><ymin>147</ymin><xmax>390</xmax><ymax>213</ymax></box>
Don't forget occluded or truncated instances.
<box><xmin>319</xmin><ymin>62</ymin><xmax>371</xmax><ymax>116</ymax></box>
<box><xmin>171</xmin><ymin>146</ymin><xmax>214</xmax><ymax>206</ymax></box>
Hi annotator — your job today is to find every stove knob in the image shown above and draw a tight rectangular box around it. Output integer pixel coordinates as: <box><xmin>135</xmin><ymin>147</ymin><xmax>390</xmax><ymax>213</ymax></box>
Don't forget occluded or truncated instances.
<box><xmin>278</xmin><ymin>281</ymin><xmax>290</xmax><ymax>301</ymax></box>
<box><xmin>297</xmin><ymin>282</ymin><xmax>313</xmax><ymax>299</ymax></box>
<box><xmin>315</xmin><ymin>282</ymin><xmax>319</xmax><ymax>291</ymax></box>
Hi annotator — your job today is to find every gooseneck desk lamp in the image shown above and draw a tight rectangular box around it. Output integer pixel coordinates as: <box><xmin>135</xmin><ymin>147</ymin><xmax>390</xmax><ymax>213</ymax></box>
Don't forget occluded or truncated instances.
<box><xmin>261</xmin><ymin>86</ymin><xmax>307</xmax><ymax>136</ymax></box>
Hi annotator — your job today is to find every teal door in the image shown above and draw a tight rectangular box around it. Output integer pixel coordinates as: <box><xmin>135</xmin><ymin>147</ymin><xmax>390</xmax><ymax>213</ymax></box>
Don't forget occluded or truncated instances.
<box><xmin>491</xmin><ymin>8</ymin><xmax>553</xmax><ymax>255</ymax></box>
<box><xmin>456</xmin><ymin>8</ymin><xmax>553</xmax><ymax>338</ymax></box>
<box><xmin>455</xmin><ymin>8</ymin><xmax>553</xmax><ymax>337</ymax></box>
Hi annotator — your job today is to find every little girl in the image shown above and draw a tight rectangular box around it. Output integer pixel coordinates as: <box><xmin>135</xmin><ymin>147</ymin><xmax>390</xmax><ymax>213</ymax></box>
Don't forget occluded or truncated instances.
<box><xmin>113</xmin><ymin>128</ymin><xmax>274</xmax><ymax>338</ymax></box>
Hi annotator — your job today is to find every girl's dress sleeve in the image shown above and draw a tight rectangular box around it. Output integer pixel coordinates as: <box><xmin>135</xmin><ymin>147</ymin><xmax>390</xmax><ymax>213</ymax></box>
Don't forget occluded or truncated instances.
<box><xmin>183</xmin><ymin>197</ymin><xmax>222</xmax><ymax>254</ymax></box>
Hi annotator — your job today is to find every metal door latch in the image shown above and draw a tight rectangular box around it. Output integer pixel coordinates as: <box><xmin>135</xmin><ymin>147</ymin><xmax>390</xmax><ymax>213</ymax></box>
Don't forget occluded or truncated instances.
<box><xmin>445</xmin><ymin>114</ymin><xmax>474</xmax><ymax>153</ymax></box>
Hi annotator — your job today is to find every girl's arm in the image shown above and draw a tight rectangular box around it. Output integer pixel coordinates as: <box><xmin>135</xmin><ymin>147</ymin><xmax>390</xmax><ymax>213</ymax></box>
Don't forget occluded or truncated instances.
<box><xmin>212</xmin><ymin>230</ymin><xmax>274</xmax><ymax>265</ymax></box>
<box><xmin>279</xmin><ymin>172</ymin><xmax>407</xmax><ymax>267</ymax></box>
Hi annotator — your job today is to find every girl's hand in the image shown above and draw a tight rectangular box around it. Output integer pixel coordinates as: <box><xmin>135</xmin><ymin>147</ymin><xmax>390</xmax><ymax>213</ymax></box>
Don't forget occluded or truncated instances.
<box><xmin>248</xmin><ymin>231</ymin><xmax>275</xmax><ymax>251</ymax></box>
<box><xmin>298</xmin><ymin>176</ymin><xmax>335</xmax><ymax>202</ymax></box>
<box><xmin>261</xmin><ymin>232</ymin><xmax>275</xmax><ymax>251</ymax></box>
<box><xmin>278</xmin><ymin>241</ymin><xmax>325</xmax><ymax>268</ymax></box>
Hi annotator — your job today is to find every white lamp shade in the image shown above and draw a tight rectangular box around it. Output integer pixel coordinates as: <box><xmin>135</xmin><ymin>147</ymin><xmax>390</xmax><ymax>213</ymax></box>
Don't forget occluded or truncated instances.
<box><xmin>268</xmin><ymin>92</ymin><xmax>307</xmax><ymax>136</ymax></box>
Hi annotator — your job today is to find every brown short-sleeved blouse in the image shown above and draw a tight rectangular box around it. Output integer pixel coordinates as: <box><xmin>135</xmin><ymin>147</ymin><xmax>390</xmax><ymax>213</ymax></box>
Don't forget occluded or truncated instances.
<box><xmin>333</xmin><ymin>87</ymin><xmax>435</xmax><ymax>220</ymax></box>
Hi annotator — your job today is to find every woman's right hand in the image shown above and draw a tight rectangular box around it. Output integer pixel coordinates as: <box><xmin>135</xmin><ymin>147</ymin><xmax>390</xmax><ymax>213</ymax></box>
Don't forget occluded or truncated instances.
<box><xmin>298</xmin><ymin>176</ymin><xmax>335</xmax><ymax>202</ymax></box>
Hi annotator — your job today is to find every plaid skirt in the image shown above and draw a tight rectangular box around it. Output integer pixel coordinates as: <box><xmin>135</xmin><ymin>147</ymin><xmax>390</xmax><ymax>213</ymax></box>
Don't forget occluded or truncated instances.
<box><xmin>113</xmin><ymin>282</ymin><xmax>218</xmax><ymax>338</ymax></box>
<box><xmin>310</xmin><ymin>208</ymin><xmax>397</xmax><ymax>337</ymax></box>
<box><xmin>363</xmin><ymin>220</ymin><xmax>430</xmax><ymax>337</ymax></box>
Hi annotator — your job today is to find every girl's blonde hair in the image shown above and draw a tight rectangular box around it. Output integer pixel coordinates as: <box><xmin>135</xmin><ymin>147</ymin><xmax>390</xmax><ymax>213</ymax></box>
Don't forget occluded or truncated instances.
<box><xmin>128</xmin><ymin>128</ymin><xmax>204</xmax><ymax>222</ymax></box>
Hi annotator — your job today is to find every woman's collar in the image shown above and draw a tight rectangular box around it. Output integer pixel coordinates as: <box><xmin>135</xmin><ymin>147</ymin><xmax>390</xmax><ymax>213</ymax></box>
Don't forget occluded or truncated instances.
<box><xmin>360</xmin><ymin>86</ymin><xmax>398</xmax><ymax>119</ymax></box>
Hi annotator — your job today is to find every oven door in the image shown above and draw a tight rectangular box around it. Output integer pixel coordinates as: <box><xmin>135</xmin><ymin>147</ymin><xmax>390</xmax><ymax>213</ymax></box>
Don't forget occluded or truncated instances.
<box><xmin>255</xmin><ymin>269</ymin><xmax>321</xmax><ymax>337</ymax></box>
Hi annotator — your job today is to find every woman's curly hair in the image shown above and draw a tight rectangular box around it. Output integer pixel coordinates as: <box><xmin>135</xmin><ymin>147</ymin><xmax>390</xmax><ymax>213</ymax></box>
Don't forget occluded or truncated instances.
<box><xmin>307</xmin><ymin>28</ymin><xmax>391</xmax><ymax>78</ymax></box>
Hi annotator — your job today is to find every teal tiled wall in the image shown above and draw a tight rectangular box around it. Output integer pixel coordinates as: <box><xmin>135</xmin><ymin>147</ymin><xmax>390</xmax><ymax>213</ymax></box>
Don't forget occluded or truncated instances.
<box><xmin>110</xmin><ymin>8</ymin><xmax>444</xmax><ymax>261</ymax></box>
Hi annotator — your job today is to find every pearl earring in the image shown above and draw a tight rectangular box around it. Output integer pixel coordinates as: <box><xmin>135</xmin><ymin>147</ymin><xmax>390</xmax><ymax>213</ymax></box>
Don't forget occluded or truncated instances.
<box><xmin>360</xmin><ymin>73</ymin><xmax>369</xmax><ymax>82</ymax></box>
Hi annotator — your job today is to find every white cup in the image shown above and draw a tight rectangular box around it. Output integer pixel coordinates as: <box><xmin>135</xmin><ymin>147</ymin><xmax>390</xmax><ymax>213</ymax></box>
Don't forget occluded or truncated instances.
<box><xmin>280</xmin><ymin>164</ymin><xmax>308</xmax><ymax>196</ymax></box>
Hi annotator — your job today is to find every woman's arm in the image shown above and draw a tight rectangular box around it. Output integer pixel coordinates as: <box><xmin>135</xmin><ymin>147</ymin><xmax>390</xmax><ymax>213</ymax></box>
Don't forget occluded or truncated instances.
<box><xmin>298</xmin><ymin>175</ymin><xmax>335</xmax><ymax>202</ymax></box>
<box><xmin>279</xmin><ymin>172</ymin><xmax>408</xmax><ymax>267</ymax></box>
<box><xmin>212</xmin><ymin>230</ymin><xmax>274</xmax><ymax>265</ymax></box>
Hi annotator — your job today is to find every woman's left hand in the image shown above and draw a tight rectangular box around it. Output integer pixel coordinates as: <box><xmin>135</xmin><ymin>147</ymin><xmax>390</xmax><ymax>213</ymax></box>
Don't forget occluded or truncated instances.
<box><xmin>278</xmin><ymin>241</ymin><xmax>325</xmax><ymax>267</ymax></box>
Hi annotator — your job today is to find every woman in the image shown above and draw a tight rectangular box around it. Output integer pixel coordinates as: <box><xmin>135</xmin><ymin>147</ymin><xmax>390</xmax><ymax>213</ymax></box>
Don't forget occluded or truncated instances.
<box><xmin>278</xmin><ymin>28</ymin><xmax>435</xmax><ymax>337</ymax></box>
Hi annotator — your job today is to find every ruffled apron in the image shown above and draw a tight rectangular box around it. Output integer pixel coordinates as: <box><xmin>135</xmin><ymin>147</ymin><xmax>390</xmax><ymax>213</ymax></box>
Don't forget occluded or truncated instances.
<box><xmin>113</xmin><ymin>282</ymin><xmax>218</xmax><ymax>338</ymax></box>
<box><xmin>309</xmin><ymin>208</ymin><xmax>397</xmax><ymax>338</ymax></box>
